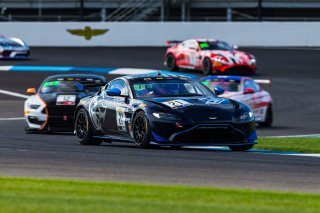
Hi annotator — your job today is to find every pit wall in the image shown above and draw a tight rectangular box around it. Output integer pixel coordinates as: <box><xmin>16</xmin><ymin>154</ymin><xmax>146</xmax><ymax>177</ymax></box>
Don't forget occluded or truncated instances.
<box><xmin>0</xmin><ymin>22</ymin><xmax>318</xmax><ymax>47</ymax></box>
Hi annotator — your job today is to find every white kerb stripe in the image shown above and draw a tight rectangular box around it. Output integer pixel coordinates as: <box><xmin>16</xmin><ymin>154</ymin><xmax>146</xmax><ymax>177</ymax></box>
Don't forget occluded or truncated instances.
<box><xmin>0</xmin><ymin>89</ymin><xmax>29</xmax><ymax>99</ymax></box>
<box><xmin>0</xmin><ymin>66</ymin><xmax>13</xmax><ymax>71</ymax></box>
<box><xmin>0</xmin><ymin>117</ymin><xmax>25</xmax><ymax>121</ymax></box>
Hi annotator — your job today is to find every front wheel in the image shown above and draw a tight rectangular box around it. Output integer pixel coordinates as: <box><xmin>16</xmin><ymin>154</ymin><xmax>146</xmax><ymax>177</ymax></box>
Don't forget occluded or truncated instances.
<box><xmin>75</xmin><ymin>108</ymin><xmax>102</xmax><ymax>145</ymax></box>
<box><xmin>133</xmin><ymin>111</ymin><xmax>151</xmax><ymax>148</ymax></box>
<box><xmin>259</xmin><ymin>105</ymin><xmax>273</xmax><ymax>127</ymax></box>
<box><xmin>228</xmin><ymin>144</ymin><xmax>253</xmax><ymax>151</ymax></box>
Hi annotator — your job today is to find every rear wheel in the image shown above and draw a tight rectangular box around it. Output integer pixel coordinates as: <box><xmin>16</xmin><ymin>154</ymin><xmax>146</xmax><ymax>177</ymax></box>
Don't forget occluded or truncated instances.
<box><xmin>133</xmin><ymin>111</ymin><xmax>151</xmax><ymax>148</ymax></box>
<box><xmin>202</xmin><ymin>58</ymin><xmax>213</xmax><ymax>75</ymax></box>
<box><xmin>228</xmin><ymin>144</ymin><xmax>253</xmax><ymax>151</ymax></box>
<box><xmin>259</xmin><ymin>105</ymin><xmax>273</xmax><ymax>127</ymax></box>
<box><xmin>75</xmin><ymin>108</ymin><xmax>102</xmax><ymax>145</ymax></box>
<box><xmin>166</xmin><ymin>53</ymin><xmax>178</xmax><ymax>71</ymax></box>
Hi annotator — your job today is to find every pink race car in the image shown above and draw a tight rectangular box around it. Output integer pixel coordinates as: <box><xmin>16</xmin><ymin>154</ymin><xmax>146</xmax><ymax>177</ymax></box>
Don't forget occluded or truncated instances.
<box><xmin>200</xmin><ymin>75</ymin><xmax>273</xmax><ymax>127</ymax></box>
<box><xmin>165</xmin><ymin>39</ymin><xmax>256</xmax><ymax>75</ymax></box>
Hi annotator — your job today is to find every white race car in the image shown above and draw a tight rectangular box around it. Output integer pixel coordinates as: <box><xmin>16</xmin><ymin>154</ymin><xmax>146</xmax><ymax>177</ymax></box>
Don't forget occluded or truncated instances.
<box><xmin>0</xmin><ymin>34</ymin><xmax>30</xmax><ymax>58</ymax></box>
<box><xmin>200</xmin><ymin>75</ymin><xmax>273</xmax><ymax>127</ymax></box>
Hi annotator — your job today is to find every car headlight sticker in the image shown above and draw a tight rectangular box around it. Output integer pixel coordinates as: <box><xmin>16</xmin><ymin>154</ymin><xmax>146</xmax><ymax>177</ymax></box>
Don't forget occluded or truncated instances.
<box><xmin>152</xmin><ymin>112</ymin><xmax>181</xmax><ymax>121</ymax></box>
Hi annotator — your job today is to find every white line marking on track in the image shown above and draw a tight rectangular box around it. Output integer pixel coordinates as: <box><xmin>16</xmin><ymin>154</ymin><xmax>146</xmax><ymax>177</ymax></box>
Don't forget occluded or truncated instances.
<box><xmin>266</xmin><ymin>134</ymin><xmax>320</xmax><ymax>138</ymax></box>
<box><xmin>0</xmin><ymin>117</ymin><xmax>24</xmax><ymax>121</ymax></box>
<box><xmin>0</xmin><ymin>66</ymin><xmax>13</xmax><ymax>71</ymax></box>
<box><xmin>0</xmin><ymin>89</ymin><xmax>29</xmax><ymax>99</ymax></box>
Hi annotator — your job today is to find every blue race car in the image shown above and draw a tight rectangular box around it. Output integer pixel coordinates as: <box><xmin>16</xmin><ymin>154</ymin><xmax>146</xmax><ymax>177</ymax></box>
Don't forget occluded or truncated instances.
<box><xmin>74</xmin><ymin>72</ymin><xmax>257</xmax><ymax>151</ymax></box>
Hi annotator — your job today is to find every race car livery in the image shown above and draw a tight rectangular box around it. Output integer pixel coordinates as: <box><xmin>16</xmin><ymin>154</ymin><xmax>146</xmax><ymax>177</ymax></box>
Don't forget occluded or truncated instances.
<box><xmin>74</xmin><ymin>73</ymin><xmax>257</xmax><ymax>151</ymax></box>
<box><xmin>200</xmin><ymin>75</ymin><xmax>273</xmax><ymax>127</ymax></box>
<box><xmin>165</xmin><ymin>39</ymin><xmax>256</xmax><ymax>75</ymax></box>
<box><xmin>24</xmin><ymin>74</ymin><xmax>106</xmax><ymax>132</ymax></box>
<box><xmin>0</xmin><ymin>34</ymin><xmax>30</xmax><ymax>59</ymax></box>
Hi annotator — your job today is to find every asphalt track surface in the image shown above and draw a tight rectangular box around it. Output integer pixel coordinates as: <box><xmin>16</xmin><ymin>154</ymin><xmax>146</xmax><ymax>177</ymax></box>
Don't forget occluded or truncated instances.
<box><xmin>0</xmin><ymin>47</ymin><xmax>320</xmax><ymax>192</ymax></box>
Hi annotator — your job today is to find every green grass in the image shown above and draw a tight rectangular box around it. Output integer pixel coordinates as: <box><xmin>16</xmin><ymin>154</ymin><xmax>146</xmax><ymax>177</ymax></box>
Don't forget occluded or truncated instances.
<box><xmin>0</xmin><ymin>177</ymin><xmax>320</xmax><ymax>213</ymax></box>
<box><xmin>255</xmin><ymin>137</ymin><xmax>320</xmax><ymax>153</ymax></box>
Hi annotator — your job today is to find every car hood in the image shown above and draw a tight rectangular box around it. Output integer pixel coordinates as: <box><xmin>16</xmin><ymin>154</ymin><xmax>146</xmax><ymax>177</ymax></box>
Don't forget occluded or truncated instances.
<box><xmin>145</xmin><ymin>96</ymin><xmax>240</xmax><ymax>123</ymax></box>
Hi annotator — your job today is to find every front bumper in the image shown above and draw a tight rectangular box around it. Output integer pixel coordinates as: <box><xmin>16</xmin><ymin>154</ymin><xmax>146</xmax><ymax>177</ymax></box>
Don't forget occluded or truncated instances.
<box><xmin>215</xmin><ymin>63</ymin><xmax>256</xmax><ymax>74</ymax></box>
<box><xmin>150</xmin><ymin>120</ymin><xmax>257</xmax><ymax>146</ymax></box>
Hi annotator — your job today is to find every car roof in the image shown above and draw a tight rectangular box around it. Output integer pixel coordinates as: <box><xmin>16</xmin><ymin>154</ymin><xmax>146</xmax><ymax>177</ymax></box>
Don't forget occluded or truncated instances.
<box><xmin>123</xmin><ymin>73</ymin><xmax>192</xmax><ymax>81</ymax></box>
<box><xmin>200</xmin><ymin>75</ymin><xmax>250</xmax><ymax>81</ymax></box>
<box><xmin>43</xmin><ymin>74</ymin><xmax>106</xmax><ymax>82</ymax></box>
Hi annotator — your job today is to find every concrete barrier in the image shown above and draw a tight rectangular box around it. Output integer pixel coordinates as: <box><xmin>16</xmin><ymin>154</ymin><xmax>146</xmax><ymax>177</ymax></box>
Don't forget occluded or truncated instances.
<box><xmin>0</xmin><ymin>22</ymin><xmax>318</xmax><ymax>47</ymax></box>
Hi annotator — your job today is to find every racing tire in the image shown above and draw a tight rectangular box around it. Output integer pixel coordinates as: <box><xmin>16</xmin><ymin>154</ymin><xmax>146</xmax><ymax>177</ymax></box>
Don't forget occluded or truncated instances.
<box><xmin>133</xmin><ymin>111</ymin><xmax>151</xmax><ymax>148</ymax></box>
<box><xmin>202</xmin><ymin>58</ymin><xmax>213</xmax><ymax>75</ymax></box>
<box><xmin>259</xmin><ymin>105</ymin><xmax>273</xmax><ymax>127</ymax></box>
<box><xmin>228</xmin><ymin>144</ymin><xmax>253</xmax><ymax>151</ymax></box>
<box><xmin>75</xmin><ymin>108</ymin><xmax>102</xmax><ymax>145</ymax></box>
<box><xmin>166</xmin><ymin>53</ymin><xmax>178</xmax><ymax>71</ymax></box>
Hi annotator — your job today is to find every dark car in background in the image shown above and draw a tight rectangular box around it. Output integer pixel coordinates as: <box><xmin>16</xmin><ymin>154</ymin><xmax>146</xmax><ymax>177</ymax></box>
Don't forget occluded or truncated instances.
<box><xmin>24</xmin><ymin>74</ymin><xmax>106</xmax><ymax>132</ymax></box>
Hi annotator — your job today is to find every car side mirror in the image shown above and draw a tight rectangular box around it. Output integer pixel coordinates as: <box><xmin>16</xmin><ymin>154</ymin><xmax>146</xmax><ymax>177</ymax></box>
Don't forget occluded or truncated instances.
<box><xmin>106</xmin><ymin>88</ymin><xmax>121</xmax><ymax>96</ymax></box>
<box><xmin>214</xmin><ymin>86</ymin><xmax>225</xmax><ymax>96</ymax></box>
<box><xmin>233</xmin><ymin>45</ymin><xmax>239</xmax><ymax>50</ymax></box>
<box><xmin>245</xmin><ymin>88</ymin><xmax>255</xmax><ymax>94</ymax></box>
<box><xmin>27</xmin><ymin>88</ymin><xmax>36</xmax><ymax>95</ymax></box>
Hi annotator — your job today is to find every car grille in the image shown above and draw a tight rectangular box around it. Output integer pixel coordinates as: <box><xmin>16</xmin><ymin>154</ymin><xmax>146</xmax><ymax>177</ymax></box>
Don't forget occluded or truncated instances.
<box><xmin>171</xmin><ymin>125</ymin><xmax>245</xmax><ymax>144</ymax></box>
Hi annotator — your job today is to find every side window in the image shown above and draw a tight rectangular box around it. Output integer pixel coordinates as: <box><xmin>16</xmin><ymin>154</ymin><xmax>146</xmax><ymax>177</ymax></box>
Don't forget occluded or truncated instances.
<box><xmin>107</xmin><ymin>79</ymin><xmax>129</xmax><ymax>96</ymax></box>
<box><xmin>244</xmin><ymin>80</ymin><xmax>260</xmax><ymax>92</ymax></box>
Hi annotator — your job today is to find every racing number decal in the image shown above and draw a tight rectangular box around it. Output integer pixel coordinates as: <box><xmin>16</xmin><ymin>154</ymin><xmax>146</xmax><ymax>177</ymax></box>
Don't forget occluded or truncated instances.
<box><xmin>162</xmin><ymin>100</ymin><xmax>191</xmax><ymax>109</ymax></box>
<box><xmin>116</xmin><ymin>107</ymin><xmax>127</xmax><ymax>132</ymax></box>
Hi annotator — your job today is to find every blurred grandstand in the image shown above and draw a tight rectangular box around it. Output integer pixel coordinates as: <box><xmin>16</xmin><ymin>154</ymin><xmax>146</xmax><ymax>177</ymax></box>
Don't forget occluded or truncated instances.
<box><xmin>1</xmin><ymin>0</ymin><xmax>320</xmax><ymax>22</ymax></box>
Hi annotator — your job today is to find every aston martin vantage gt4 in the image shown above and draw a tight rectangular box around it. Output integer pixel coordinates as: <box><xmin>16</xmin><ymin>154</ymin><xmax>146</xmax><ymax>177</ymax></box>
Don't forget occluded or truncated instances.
<box><xmin>75</xmin><ymin>73</ymin><xmax>257</xmax><ymax>151</ymax></box>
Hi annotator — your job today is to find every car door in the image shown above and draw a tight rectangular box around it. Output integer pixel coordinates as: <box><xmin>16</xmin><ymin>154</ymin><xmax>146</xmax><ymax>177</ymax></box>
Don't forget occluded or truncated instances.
<box><xmin>183</xmin><ymin>41</ymin><xmax>200</xmax><ymax>68</ymax></box>
<box><xmin>102</xmin><ymin>79</ymin><xmax>133</xmax><ymax>138</ymax></box>
<box><xmin>243</xmin><ymin>79</ymin><xmax>266</xmax><ymax>118</ymax></box>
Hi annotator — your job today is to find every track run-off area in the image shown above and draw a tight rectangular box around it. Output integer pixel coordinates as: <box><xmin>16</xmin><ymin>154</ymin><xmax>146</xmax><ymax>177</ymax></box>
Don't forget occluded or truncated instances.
<box><xmin>0</xmin><ymin>47</ymin><xmax>319</xmax><ymax>193</ymax></box>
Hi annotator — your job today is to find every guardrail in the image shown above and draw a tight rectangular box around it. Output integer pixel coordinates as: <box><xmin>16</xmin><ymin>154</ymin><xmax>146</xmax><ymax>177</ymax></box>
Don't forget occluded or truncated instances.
<box><xmin>1</xmin><ymin>22</ymin><xmax>319</xmax><ymax>47</ymax></box>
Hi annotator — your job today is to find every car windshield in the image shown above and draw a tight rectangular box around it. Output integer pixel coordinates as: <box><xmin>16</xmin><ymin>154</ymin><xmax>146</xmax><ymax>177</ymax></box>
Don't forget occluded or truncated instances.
<box><xmin>40</xmin><ymin>79</ymin><xmax>102</xmax><ymax>94</ymax></box>
<box><xmin>0</xmin><ymin>40</ymin><xmax>23</xmax><ymax>47</ymax></box>
<box><xmin>198</xmin><ymin>41</ymin><xmax>233</xmax><ymax>51</ymax></box>
<box><xmin>201</xmin><ymin>79</ymin><xmax>240</xmax><ymax>92</ymax></box>
<box><xmin>132</xmin><ymin>79</ymin><xmax>211</xmax><ymax>98</ymax></box>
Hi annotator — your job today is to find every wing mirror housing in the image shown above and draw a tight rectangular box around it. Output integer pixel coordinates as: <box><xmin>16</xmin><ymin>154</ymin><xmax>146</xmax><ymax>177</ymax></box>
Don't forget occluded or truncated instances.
<box><xmin>214</xmin><ymin>86</ymin><xmax>225</xmax><ymax>96</ymax></box>
<box><xmin>27</xmin><ymin>88</ymin><xmax>36</xmax><ymax>95</ymax></box>
<box><xmin>245</xmin><ymin>88</ymin><xmax>255</xmax><ymax>94</ymax></box>
<box><xmin>106</xmin><ymin>88</ymin><xmax>121</xmax><ymax>96</ymax></box>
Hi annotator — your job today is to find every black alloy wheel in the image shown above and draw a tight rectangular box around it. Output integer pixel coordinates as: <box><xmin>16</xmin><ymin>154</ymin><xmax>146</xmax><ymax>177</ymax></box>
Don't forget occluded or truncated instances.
<box><xmin>133</xmin><ymin>111</ymin><xmax>151</xmax><ymax>148</ymax></box>
<box><xmin>76</xmin><ymin>108</ymin><xmax>102</xmax><ymax>145</ymax></box>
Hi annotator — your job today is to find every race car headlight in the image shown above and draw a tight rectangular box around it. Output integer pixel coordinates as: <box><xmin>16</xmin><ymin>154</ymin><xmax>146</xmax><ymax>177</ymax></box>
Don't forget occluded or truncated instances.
<box><xmin>152</xmin><ymin>112</ymin><xmax>181</xmax><ymax>121</ymax></box>
<box><xmin>26</xmin><ymin>103</ymin><xmax>41</xmax><ymax>109</ymax></box>
<box><xmin>25</xmin><ymin>95</ymin><xmax>45</xmax><ymax>112</ymax></box>
<box><xmin>235</xmin><ymin>111</ymin><xmax>254</xmax><ymax>123</ymax></box>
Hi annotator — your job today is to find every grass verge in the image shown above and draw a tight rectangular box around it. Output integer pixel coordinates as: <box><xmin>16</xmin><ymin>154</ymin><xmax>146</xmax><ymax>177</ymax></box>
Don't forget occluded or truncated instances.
<box><xmin>255</xmin><ymin>137</ymin><xmax>320</xmax><ymax>153</ymax></box>
<box><xmin>0</xmin><ymin>177</ymin><xmax>320</xmax><ymax>213</ymax></box>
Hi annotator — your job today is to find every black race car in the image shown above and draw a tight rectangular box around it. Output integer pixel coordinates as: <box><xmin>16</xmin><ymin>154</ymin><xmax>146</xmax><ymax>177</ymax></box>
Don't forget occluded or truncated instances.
<box><xmin>24</xmin><ymin>74</ymin><xmax>106</xmax><ymax>132</ymax></box>
<box><xmin>74</xmin><ymin>73</ymin><xmax>257</xmax><ymax>151</ymax></box>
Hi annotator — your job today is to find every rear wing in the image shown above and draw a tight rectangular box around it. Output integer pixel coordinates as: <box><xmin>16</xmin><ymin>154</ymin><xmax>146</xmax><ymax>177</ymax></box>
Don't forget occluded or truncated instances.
<box><xmin>166</xmin><ymin>40</ymin><xmax>183</xmax><ymax>46</ymax></box>
<box><xmin>254</xmin><ymin>79</ymin><xmax>272</xmax><ymax>87</ymax></box>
